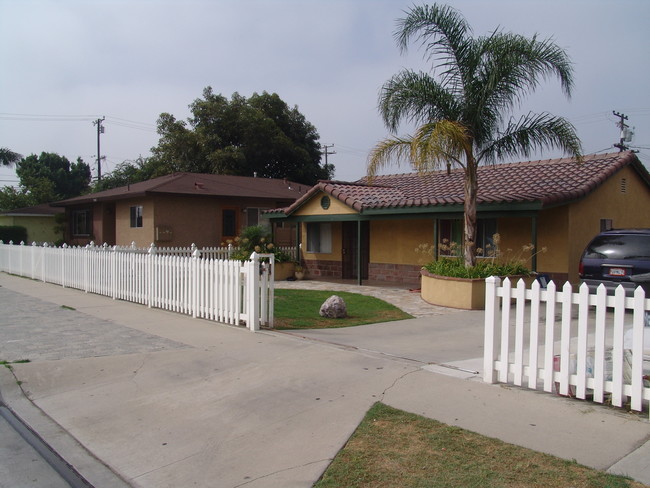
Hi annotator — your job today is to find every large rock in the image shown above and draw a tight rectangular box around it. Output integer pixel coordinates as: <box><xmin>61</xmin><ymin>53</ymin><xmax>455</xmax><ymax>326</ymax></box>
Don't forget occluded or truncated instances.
<box><xmin>319</xmin><ymin>295</ymin><xmax>347</xmax><ymax>319</ymax></box>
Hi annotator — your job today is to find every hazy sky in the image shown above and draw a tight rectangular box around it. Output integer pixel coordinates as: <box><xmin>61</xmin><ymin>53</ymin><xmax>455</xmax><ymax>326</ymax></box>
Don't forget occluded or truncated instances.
<box><xmin>1</xmin><ymin>0</ymin><xmax>649</xmax><ymax>188</ymax></box>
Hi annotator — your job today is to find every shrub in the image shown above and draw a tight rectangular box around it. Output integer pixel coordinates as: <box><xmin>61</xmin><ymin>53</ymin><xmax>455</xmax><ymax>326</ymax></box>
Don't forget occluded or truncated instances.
<box><xmin>0</xmin><ymin>225</ymin><xmax>28</xmax><ymax>244</ymax></box>
<box><xmin>422</xmin><ymin>258</ymin><xmax>531</xmax><ymax>279</ymax></box>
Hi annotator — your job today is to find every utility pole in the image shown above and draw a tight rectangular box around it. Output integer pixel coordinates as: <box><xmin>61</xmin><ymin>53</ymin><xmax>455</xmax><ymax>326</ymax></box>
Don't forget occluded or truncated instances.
<box><xmin>321</xmin><ymin>144</ymin><xmax>336</xmax><ymax>166</ymax></box>
<box><xmin>612</xmin><ymin>111</ymin><xmax>632</xmax><ymax>152</ymax></box>
<box><xmin>93</xmin><ymin>117</ymin><xmax>105</xmax><ymax>181</ymax></box>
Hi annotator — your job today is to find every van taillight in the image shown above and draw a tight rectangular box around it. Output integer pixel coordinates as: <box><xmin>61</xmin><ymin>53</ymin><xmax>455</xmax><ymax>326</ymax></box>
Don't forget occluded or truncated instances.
<box><xmin>578</xmin><ymin>260</ymin><xmax>584</xmax><ymax>277</ymax></box>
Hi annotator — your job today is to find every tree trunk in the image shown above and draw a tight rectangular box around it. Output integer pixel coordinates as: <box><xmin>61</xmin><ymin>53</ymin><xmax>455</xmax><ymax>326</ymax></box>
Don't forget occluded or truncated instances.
<box><xmin>463</xmin><ymin>156</ymin><xmax>478</xmax><ymax>268</ymax></box>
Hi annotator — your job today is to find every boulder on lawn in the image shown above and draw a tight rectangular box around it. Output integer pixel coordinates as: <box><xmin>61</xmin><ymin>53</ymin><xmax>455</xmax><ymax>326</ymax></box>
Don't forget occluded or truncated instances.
<box><xmin>319</xmin><ymin>295</ymin><xmax>348</xmax><ymax>318</ymax></box>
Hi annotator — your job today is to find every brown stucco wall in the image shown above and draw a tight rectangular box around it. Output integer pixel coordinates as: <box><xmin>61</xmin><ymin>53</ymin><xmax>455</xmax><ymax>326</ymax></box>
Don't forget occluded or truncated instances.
<box><xmin>115</xmin><ymin>197</ymin><xmax>154</xmax><ymax>247</ymax></box>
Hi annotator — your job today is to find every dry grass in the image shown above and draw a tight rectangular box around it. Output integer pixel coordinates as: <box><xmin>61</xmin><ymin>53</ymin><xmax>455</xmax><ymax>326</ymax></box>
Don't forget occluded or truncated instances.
<box><xmin>315</xmin><ymin>403</ymin><xmax>648</xmax><ymax>488</ymax></box>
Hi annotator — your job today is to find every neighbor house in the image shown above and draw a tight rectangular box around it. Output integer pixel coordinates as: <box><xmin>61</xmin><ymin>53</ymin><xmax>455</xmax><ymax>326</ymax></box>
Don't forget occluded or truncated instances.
<box><xmin>53</xmin><ymin>173</ymin><xmax>310</xmax><ymax>247</ymax></box>
<box><xmin>0</xmin><ymin>203</ymin><xmax>64</xmax><ymax>244</ymax></box>
<box><xmin>265</xmin><ymin>151</ymin><xmax>650</xmax><ymax>286</ymax></box>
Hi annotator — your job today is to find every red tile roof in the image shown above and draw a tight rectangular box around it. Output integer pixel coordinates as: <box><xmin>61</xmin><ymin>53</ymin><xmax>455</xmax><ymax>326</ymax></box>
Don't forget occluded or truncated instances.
<box><xmin>271</xmin><ymin>152</ymin><xmax>648</xmax><ymax>216</ymax></box>
<box><xmin>53</xmin><ymin>173</ymin><xmax>310</xmax><ymax>206</ymax></box>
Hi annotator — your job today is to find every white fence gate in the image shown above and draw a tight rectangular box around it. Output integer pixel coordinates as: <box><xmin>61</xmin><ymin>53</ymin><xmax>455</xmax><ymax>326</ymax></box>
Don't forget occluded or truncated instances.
<box><xmin>483</xmin><ymin>277</ymin><xmax>650</xmax><ymax>417</ymax></box>
<box><xmin>0</xmin><ymin>241</ymin><xmax>276</xmax><ymax>331</ymax></box>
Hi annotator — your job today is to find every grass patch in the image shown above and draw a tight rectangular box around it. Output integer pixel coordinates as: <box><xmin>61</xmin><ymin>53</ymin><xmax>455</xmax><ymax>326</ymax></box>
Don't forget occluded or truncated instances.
<box><xmin>315</xmin><ymin>403</ymin><xmax>646</xmax><ymax>488</ymax></box>
<box><xmin>273</xmin><ymin>289</ymin><xmax>412</xmax><ymax>330</ymax></box>
<box><xmin>60</xmin><ymin>305</ymin><xmax>76</xmax><ymax>310</ymax></box>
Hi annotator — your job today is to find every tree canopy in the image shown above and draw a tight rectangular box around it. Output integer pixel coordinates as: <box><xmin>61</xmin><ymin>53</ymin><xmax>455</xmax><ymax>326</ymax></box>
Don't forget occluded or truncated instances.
<box><xmin>147</xmin><ymin>88</ymin><xmax>333</xmax><ymax>185</ymax></box>
<box><xmin>0</xmin><ymin>147</ymin><xmax>22</xmax><ymax>167</ymax></box>
<box><xmin>0</xmin><ymin>152</ymin><xmax>91</xmax><ymax>211</ymax></box>
<box><xmin>368</xmin><ymin>3</ymin><xmax>582</xmax><ymax>267</ymax></box>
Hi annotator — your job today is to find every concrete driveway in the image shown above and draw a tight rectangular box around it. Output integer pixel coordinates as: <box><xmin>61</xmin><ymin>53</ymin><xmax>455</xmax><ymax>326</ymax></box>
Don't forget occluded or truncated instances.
<box><xmin>2</xmin><ymin>273</ymin><xmax>649</xmax><ymax>487</ymax></box>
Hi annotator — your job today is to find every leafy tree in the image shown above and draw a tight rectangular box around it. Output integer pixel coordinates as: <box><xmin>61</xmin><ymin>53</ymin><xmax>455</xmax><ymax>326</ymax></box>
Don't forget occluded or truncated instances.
<box><xmin>149</xmin><ymin>88</ymin><xmax>333</xmax><ymax>185</ymax></box>
<box><xmin>368</xmin><ymin>4</ymin><xmax>582</xmax><ymax>267</ymax></box>
<box><xmin>91</xmin><ymin>157</ymin><xmax>158</xmax><ymax>192</ymax></box>
<box><xmin>14</xmin><ymin>152</ymin><xmax>91</xmax><ymax>203</ymax></box>
<box><xmin>0</xmin><ymin>186</ymin><xmax>33</xmax><ymax>211</ymax></box>
<box><xmin>0</xmin><ymin>148</ymin><xmax>21</xmax><ymax>167</ymax></box>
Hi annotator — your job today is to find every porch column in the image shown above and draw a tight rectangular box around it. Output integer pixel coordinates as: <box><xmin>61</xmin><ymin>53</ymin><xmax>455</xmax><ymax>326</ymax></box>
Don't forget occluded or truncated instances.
<box><xmin>357</xmin><ymin>219</ymin><xmax>362</xmax><ymax>286</ymax></box>
<box><xmin>531</xmin><ymin>215</ymin><xmax>538</xmax><ymax>272</ymax></box>
<box><xmin>295</xmin><ymin>222</ymin><xmax>301</xmax><ymax>263</ymax></box>
<box><xmin>434</xmin><ymin>219</ymin><xmax>439</xmax><ymax>260</ymax></box>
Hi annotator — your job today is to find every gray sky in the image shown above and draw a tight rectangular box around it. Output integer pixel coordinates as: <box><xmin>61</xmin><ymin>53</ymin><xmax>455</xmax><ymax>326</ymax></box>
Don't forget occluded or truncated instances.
<box><xmin>1</xmin><ymin>0</ymin><xmax>649</xmax><ymax>188</ymax></box>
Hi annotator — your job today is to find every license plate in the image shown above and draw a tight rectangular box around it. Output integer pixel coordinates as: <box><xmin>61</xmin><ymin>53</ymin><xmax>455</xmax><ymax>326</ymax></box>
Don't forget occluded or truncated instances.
<box><xmin>609</xmin><ymin>267</ymin><xmax>626</xmax><ymax>277</ymax></box>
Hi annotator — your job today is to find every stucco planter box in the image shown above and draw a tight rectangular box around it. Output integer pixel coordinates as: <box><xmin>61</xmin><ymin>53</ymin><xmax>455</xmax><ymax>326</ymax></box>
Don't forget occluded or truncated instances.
<box><xmin>274</xmin><ymin>262</ymin><xmax>295</xmax><ymax>281</ymax></box>
<box><xmin>420</xmin><ymin>269</ymin><xmax>534</xmax><ymax>310</ymax></box>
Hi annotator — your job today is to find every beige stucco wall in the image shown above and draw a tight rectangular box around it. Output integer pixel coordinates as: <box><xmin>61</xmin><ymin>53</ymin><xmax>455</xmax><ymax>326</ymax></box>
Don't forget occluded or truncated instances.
<box><xmin>370</xmin><ymin>219</ymin><xmax>434</xmax><ymax>265</ymax></box>
<box><xmin>0</xmin><ymin>215</ymin><xmax>60</xmax><ymax>243</ymax></box>
<box><xmin>564</xmin><ymin>166</ymin><xmax>650</xmax><ymax>283</ymax></box>
<box><xmin>294</xmin><ymin>192</ymin><xmax>356</xmax><ymax>216</ymax></box>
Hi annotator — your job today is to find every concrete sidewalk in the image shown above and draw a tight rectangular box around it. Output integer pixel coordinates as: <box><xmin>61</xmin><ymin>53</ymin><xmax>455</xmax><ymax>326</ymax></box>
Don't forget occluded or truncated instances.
<box><xmin>1</xmin><ymin>273</ymin><xmax>649</xmax><ymax>487</ymax></box>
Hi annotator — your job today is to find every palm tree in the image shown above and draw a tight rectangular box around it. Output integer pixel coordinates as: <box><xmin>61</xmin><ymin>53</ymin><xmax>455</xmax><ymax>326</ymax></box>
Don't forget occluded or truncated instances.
<box><xmin>368</xmin><ymin>4</ymin><xmax>582</xmax><ymax>267</ymax></box>
<box><xmin>0</xmin><ymin>147</ymin><xmax>22</xmax><ymax>167</ymax></box>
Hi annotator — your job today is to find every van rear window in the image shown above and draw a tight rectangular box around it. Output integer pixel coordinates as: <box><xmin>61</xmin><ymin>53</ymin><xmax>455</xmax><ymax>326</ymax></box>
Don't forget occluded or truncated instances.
<box><xmin>584</xmin><ymin>235</ymin><xmax>650</xmax><ymax>260</ymax></box>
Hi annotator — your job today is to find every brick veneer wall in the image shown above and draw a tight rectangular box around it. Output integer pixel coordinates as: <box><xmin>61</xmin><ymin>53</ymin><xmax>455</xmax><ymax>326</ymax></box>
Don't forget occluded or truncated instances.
<box><xmin>369</xmin><ymin>263</ymin><xmax>422</xmax><ymax>285</ymax></box>
<box><xmin>303</xmin><ymin>259</ymin><xmax>342</xmax><ymax>278</ymax></box>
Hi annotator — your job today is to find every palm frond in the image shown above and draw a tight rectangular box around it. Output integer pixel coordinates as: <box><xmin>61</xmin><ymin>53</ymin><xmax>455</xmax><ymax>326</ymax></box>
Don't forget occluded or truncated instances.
<box><xmin>378</xmin><ymin>70</ymin><xmax>459</xmax><ymax>132</ymax></box>
<box><xmin>394</xmin><ymin>4</ymin><xmax>473</xmax><ymax>94</ymax></box>
<box><xmin>367</xmin><ymin>136</ymin><xmax>415</xmax><ymax>179</ymax></box>
<box><xmin>479</xmin><ymin>112</ymin><xmax>582</xmax><ymax>164</ymax></box>
<box><xmin>411</xmin><ymin>121</ymin><xmax>469</xmax><ymax>171</ymax></box>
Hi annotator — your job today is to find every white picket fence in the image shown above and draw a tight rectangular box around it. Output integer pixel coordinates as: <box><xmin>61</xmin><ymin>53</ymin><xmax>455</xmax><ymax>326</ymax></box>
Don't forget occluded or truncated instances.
<box><xmin>484</xmin><ymin>277</ymin><xmax>650</xmax><ymax>417</ymax></box>
<box><xmin>0</xmin><ymin>241</ymin><xmax>277</xmax><ymax>331</ymax></box>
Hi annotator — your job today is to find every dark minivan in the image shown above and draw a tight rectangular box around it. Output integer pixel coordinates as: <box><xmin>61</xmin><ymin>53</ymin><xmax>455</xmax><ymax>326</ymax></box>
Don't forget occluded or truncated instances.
<box><xmin>579</xmin><ymin>229</ymin><xmax>650</xmax><ymax>296</ymax></box>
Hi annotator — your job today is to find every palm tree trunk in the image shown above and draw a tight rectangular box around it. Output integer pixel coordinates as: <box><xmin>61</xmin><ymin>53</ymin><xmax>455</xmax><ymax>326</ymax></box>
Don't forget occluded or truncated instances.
<box><xmin>463</xmin><ymin>156</ymin><xmax>478</xmax><ymax>268</ymax></box>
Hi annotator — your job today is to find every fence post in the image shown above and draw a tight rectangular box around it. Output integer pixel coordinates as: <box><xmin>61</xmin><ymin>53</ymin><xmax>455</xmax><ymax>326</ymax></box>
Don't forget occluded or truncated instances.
<box><xmin>631</xmin><ymin>286</ymin><xmax>646</xmax><ymax>412</ymax></box>
<box><xmin>192</xmin><ymin>247</ymin><xmax>199</xmax><ymax>318</ymax></box>
<box><xmin>558</xmin><ymin>281</ymin><xmax>573</xmax><ymax>396</ymax></box>
<box><xmin>61</xmin><ymin>244</ymin><xmax>67</xmax><ymax>288</ymax></box>
<box><xmin>31</xmin><ymin>241</ymin><xmax>37</xmax><ymax>280</ymax></box>
<box><xmin>148</xmin><ymin>243</ymin><xmax>156</xmax><ymax>308</ymax></box>
<box><xmin>247</xmin><ymin>252</ymin><xmax>260</xmax><ymax>331</ymax></box>
<box><xmin>483</xmin><ymin>276</ymin><xmax>501</xmax><ymax>383</ymax></box>
<box><xmin>41</xmin><ymin>242</ymin><xmax>48</xmax><ymax>283</ymax></box>
<box><xmin>19</xmin><ymin>241</ymin><xmax>24</xmax><ymax>277</ymax></box>
<box><xmin>111</xmin><ymin>245</ymin><xmax>117</xmax><ymax>300</ymax></box>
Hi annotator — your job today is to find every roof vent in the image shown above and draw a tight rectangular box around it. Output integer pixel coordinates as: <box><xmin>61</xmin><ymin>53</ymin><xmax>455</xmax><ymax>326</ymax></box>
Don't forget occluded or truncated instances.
<box><xmin>194</xmin><ymin>182</ymin><xmax>205</xmax><ymax>190</ymax></box>
<box><xmin>620</xmin><ymin>178</ymin><xmax>627</xmax><ymax>193</ymax></box>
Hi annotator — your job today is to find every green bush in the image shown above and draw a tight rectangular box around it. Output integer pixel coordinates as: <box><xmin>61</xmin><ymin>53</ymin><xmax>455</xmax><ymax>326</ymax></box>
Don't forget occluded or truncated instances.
<box><xmin>0</xmin><ymin>225</ymin><xmax>28</xmax><ymax>244</ymax></box>
<box><xmin>422</xmin><ymin>257</ymin><xmax>531</xmax><ymax>279</ymax></box>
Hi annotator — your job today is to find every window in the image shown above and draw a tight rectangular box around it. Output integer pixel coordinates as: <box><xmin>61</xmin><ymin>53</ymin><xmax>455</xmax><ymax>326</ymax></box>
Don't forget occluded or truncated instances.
<box><xmin>71</xmin><ymin>209</ymin><xmax>92</xmax><ymax>236</ymax></box>
<box><xmin>438</xmin><ymin>219</ymin><xmax>462</xmax><ymax>256</ymax></box>
<box><xmin>222</xmin><ymin>208</ymin><xmax>237</xmax><ymax>238</ymax></box>
<box><xmin>306</xmin><ymin>222</ymin><xmax>332</xmax><ymax>253</ymax></box>
<box><xmin>438</xmin><ymin>218</ymin><xmax>497</xmax><ymax>256</ymax></box>
<box><xmin>246</xmin><ymin>207</ymin><xmax>270</xmax><ymax>228</ymax></box>
<box><xmin>130</xmin><ymin>206</ymin><xmax>143</xmax><ymax>228</ymax></box>
<box><xmin>476</xmin><ymin>219</ymin><xmax>497</xmax><ymax>255</ymax></box>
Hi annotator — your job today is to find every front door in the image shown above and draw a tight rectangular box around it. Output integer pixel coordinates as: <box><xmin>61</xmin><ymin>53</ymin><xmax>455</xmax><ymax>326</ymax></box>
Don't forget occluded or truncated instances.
<box><xmin>342</xmin><ymin>221</ymin><xmax>369</xmax><ymax>280</ymax></box>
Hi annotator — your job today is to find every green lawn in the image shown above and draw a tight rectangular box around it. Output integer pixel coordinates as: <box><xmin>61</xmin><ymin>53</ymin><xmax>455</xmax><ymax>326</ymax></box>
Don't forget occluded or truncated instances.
<box><xmin>273</xmin><ymin>289</ymin><xmax>412</xmax><ymax>330</ymax></box>
<box><xmin>315</xmin><ymin>403</ymin><xmax>646</xmax><ymax>488</ymax></box>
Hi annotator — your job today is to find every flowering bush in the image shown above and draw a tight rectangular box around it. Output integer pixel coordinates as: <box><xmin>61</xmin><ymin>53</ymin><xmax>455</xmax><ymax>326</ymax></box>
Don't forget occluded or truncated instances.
<box><xmin>222</xmin><ymin>225</ymin><xmax>292</xmax><ymax>263</ymax></box>
<box><xmin>419</xmin><ymin>233</ymin><xmax>546</xmax><ymax>278</ymax></box>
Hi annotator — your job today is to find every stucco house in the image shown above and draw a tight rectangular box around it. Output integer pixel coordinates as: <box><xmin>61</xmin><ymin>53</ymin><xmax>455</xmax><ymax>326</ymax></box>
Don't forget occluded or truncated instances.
<box><xmin>0</xmin><ymin>203</ymin><xmax>64</xmax><ymax>244</ymax></box>
<box><xmin>266</xmin><ymin>151</ymin><xmax>650</xmax><ymax>286</ymax></box>
<box><xmin>53</xmin><ymin>173</ymin><xmax>310</xmax><ymax>247</ymax></box>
